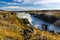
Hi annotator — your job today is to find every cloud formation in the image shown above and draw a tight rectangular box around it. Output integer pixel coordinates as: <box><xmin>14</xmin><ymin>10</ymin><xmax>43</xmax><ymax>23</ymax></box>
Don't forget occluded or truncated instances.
<box><xmin>14</xmin><ymin>0</ymin><xmax>22</xmax><ymax>2</ymax></box>
<box><xmin>1</xmin><ymin>6</ymin><xmax>60</xmax><ymax>11</ymax></box>
<box><xmin>0</xmin><ymin>0</ymin><xmax>60</xmax><ymax>11</ymax></box>
<box><xmin>0</xmin><ymin>6</ymin><xmax>40</xmax><ymax>11</ymax></box>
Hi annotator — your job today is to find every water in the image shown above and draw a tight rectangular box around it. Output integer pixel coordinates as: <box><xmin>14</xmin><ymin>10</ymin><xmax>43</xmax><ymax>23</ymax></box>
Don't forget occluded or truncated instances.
<box><xmin>30</xmin><ymin>14</ymin><xmax>60</xmax><ymax>32</ymax></box>
<box><xmin>16</xmin><ymin>13</ymin><xmax>32</xmax><ymax>23</ymax></box>
<box><xmin>16</xmin><ymin>13</ymin><xmax>60</xmax><ymax>32</ymax></box>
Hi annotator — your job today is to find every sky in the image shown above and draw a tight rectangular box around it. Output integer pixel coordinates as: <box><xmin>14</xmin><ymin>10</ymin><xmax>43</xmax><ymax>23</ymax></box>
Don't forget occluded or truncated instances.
<box><xmin>0</xmin><ymin>0</ymin><xmax>60</xmax><ymax>11</ymax></box>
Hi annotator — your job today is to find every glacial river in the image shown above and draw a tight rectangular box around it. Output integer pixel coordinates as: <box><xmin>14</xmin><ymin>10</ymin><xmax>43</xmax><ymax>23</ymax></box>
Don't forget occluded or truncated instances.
<box><xmin>17</xmin><ymin>13</ymin><xmax>60</xmax><ymax>33</ymax></box>
<box><xmin>30</xmin><ymin>14</ymin><xmax>60</xmax><ymax>32</ymax></box>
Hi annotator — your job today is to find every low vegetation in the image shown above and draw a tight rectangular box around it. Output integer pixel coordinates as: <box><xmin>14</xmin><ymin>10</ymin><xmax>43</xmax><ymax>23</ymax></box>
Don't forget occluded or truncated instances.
<box><xmin>0</xmin><ymin>12</ymin><xmax>60</xmax><ymax>40</ymax></box>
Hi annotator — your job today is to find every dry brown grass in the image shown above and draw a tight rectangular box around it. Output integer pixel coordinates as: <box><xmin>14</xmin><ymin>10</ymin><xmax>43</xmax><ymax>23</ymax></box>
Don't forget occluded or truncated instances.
<box><xmin>0</xmin><ymin>12</ymin><xmax>60</xmax><ymax>40</ymax></box>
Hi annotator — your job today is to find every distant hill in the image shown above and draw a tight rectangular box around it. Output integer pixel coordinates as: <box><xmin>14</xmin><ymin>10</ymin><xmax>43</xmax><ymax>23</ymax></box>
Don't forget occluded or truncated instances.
<box><xmin>0</xmin><ymin>10</ymin><xmax>5</xmax><ymax>11</ymax></box>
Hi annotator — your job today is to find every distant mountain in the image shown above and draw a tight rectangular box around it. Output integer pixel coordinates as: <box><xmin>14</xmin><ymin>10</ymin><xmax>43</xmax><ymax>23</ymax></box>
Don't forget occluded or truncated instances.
<box><xmin>0</xmin><ymin>9</ymin><xmax>5</xmax><ymax>11</ymax></box>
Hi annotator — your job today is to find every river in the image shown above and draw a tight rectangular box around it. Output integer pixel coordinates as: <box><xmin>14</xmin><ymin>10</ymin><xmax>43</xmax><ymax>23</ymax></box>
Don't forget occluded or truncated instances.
<box><xmin>16</xmin><ymin>13</ymin><xmax>60</xmax><ymax>33</ymax></box>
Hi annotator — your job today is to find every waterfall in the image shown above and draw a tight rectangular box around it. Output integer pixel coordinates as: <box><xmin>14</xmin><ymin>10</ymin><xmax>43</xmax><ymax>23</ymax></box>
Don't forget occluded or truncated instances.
<box><xmin>16</xmin><ymin>13</ymin><xmax>60</xmax><ymax>33</ymax></box>
<box><xmin>16</xmin><ymin>12</ymin><xmax>32</xmax><ymax>23</ymax></box>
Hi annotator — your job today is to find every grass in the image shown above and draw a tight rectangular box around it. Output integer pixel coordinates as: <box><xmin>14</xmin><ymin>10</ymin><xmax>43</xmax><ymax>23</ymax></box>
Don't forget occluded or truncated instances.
<box><xmin>0</xmin><ymin>12</ymin><xmax>60</xmax><ymax>40</ymax></box>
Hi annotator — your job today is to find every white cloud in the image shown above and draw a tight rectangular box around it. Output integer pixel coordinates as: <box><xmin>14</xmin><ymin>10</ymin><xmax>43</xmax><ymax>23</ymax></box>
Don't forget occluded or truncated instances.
<box><xmin>7</xmin><ymin>2</ymin><xmax>20</xmax><ymax>5</ymax></box>
<box><xmin>0</xmin><ymin>1</ymin><xmax>7</xmax><ymax>3</ymax></box>
<box><xmin>1</xmin><ymin>0</ymin><xmax>60</xmax><ymax>6</ymax></box>
<box><xmin>0</xmin><ymin>6</ymin><xmax>40</xmax><ymax>11</ymax></box>
<box><xmin>7</xmin><ymin>3</ymin><xmax>16</xmax><ymax>4</ymax></box>
<box><xmin>18</xmin><ymin>0</ymin><xmax>60</xmax><ymax>8</ymax></box>
<box><xmin>0</xmin><ymin>1</ymin><xmax>21</xmax><ymax>5</ymax></box>
<box><xmin>34</xmin><ymin>0</ymin><xmax>60</xmax><ymax>4</ymax></box>
<box><xmin>0</xmin><ymin>6</ymin><xmax>60</xmax><ymax>11</ymax></box>
<box><xmin>0</xmin><ymin>0</ymin><xmax>60</xmax><ymax>5</ymax></box>
<box><xmin>0</xmin><ymin>0</ymin><xmax>60</xmax><ymax>11</ymax></box>
<box><xmin>23</xmin><ymin>0</ymin><xmax>60</xmax><ymax>4</ymax></box>
<box><xmin>14</xmin><ymin>0</ymin><xmax>22</xmax><ymax>2</ymax></box>
<box><xmin>22</xmin><ymin>0</ymin><xmax>60</xmax><ymax>7</ymax></box>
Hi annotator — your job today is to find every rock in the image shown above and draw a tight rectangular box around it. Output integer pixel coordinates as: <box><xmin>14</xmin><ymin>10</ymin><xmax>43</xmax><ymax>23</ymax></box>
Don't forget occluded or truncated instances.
<box><xmin>53</xmin><ymin>20</ymin><xmax>60</xmax><ymax>27</ymax></box>
<box><xmin>23</xmin><ymin>27</ymin><xmax>34</xmax><ymax>40</ymax></box>
<box><xmin>34</xmin><ymin>14</ymin><xmax>59</xmax><ymax>23</ymax></box>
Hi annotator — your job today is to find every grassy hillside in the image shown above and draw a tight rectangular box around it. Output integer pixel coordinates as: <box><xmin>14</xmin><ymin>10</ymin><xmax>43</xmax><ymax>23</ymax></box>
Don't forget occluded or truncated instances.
<box><xmin>0</xmin><ymin>12</ymin><xmax>60</xmax><ymax>40</ymax></box>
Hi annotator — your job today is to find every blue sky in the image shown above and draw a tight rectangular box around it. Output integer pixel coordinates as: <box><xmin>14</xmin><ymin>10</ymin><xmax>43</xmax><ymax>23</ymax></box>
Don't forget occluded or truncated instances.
<box><xmin>0</xmin><ymin>0</ymin><xmax>60</xmax><ymax>11</ymax></box>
